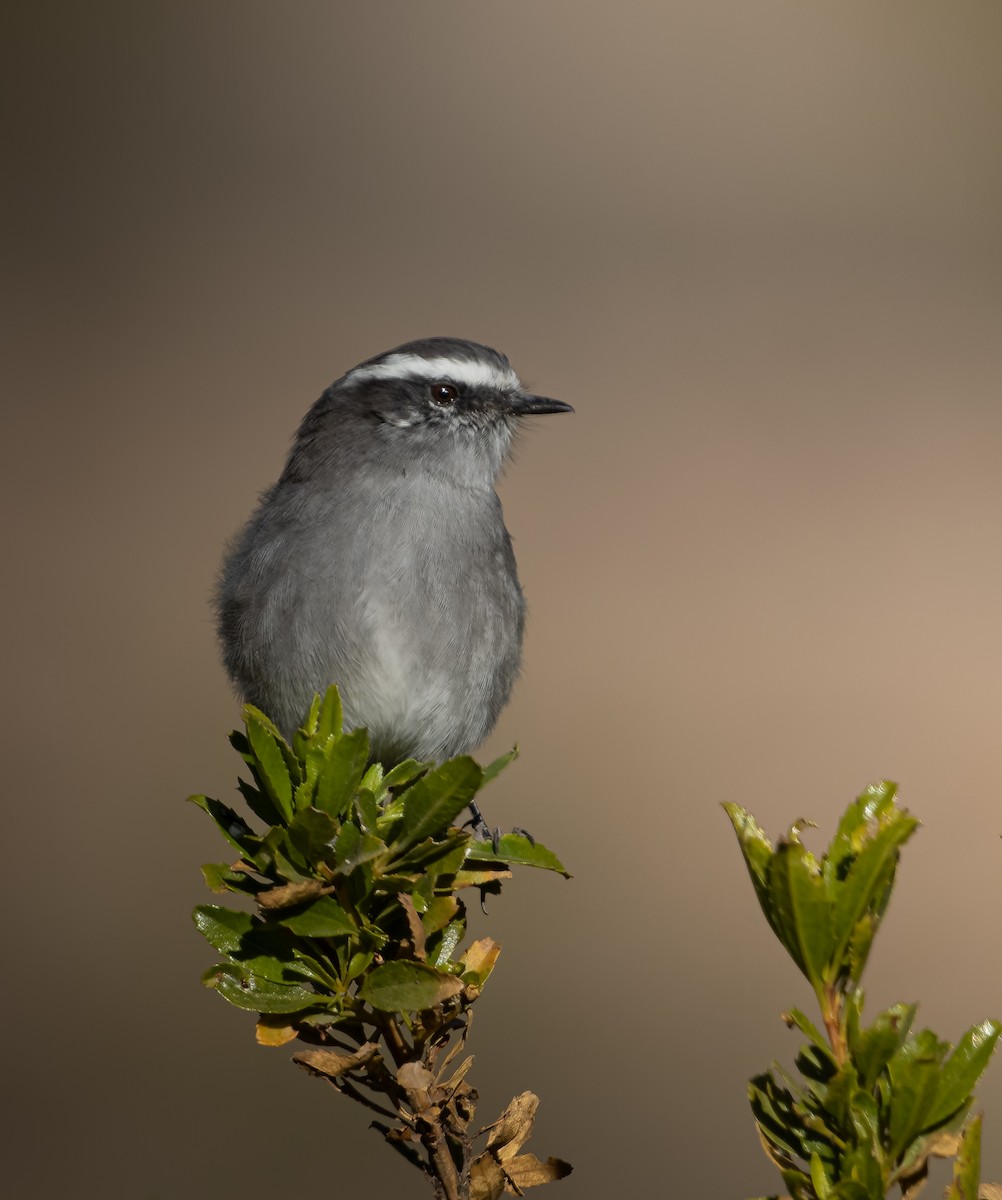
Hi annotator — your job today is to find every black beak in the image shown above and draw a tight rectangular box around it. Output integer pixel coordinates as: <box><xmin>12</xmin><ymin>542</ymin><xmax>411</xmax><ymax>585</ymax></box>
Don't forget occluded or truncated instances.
<box><xmin>509</xmin><ymin>393</ymin><xmax>574</xmax><ymax>416</ymax></box>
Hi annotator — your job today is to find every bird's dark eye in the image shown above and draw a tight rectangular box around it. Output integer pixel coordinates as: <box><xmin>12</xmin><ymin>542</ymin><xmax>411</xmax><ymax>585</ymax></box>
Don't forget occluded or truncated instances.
<box><xmin>430</xmin><ymin>383</ymin><xmax>459</xmax><ymax>407</ymax></box>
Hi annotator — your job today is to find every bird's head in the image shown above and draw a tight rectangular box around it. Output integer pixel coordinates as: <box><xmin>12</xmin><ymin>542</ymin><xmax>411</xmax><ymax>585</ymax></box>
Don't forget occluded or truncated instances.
<box><xmin>304</xmin><ymin>337</ymin><xmax>572</xmax><ymax>487</ymax></box>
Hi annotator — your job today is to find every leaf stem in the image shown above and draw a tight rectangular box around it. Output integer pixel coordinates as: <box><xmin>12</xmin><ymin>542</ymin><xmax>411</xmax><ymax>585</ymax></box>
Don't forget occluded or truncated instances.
<box><xmin>820</xmin><ymin>984</ymin><xmax>848</xmax><ymax>1067</ymax></box>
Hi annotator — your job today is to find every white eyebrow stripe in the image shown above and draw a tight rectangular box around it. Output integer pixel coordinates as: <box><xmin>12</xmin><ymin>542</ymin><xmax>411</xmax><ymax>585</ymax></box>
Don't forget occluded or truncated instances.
<box><xmin>345</xmin><ymin>353</ymin><xmax>521</xmax><ymax>392</ymax></box>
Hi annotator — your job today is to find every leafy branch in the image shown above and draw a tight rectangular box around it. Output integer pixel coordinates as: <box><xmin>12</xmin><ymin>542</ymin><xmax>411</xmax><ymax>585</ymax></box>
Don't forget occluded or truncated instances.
<box><xmin>727</xmin><ymin>783</ymin><xmax>1000</xmax><ymax>1200</ymax></box>
<box><xmin>190</xmin><ymin>685</ymin><xmax>572</xmax><ymax>1200</ymax></box>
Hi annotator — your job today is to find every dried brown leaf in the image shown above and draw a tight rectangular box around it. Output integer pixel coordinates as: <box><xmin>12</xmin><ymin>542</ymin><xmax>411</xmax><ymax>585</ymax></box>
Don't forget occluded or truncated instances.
<box><xmin>257</xmin><ymin>880</ymin><xmax>325</xmax><ymax>909</ymax></box>
<box><xmin>293</xmin><ymin>1042</ymin><xmax>378</xmax><ymax>1078</ymax></box>
<box><xmin>979</xmin><ymin>1187</ymin><xmax>1002</xmax><ymax>1200</ymax></box>
<box><xmin>506</xmin><ymin>1153</ymin><xmax>573</xmax><ymax>1189</ymax></box>
<box><xmin>442</xmin><ymin>1054</ymin><xmax>476</xmax><ymax>1096</ymax></box>
<box><xmin>470</xmin><ymin>1153</ymin><xmax>507</xmax><ymax>1200</ymax></box>
<box><xmin>486</xmin><ymin>1092</ymin><xmax>539</xmax><ymax>1163</ymax></box>
<box><xmin>462</xmin><ymin>937</ymin><xmax>501</xmax><ymax>979</ymax></box>
<box><xmin>399</xmin><ymin>893</ymin><xmax>427</xmax><ymax>960</ymax></box>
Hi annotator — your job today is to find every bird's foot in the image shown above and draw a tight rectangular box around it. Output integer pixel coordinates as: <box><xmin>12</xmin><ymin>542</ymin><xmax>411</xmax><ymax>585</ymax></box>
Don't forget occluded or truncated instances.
<box><xmin>465</xmin><ymin>804</ymin><xmax>535</xmax><ymax>853</ymax></box>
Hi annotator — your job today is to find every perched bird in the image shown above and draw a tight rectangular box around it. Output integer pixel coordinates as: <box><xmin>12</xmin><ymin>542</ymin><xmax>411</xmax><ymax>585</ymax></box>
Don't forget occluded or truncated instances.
<box><xmin>216</xmin><ymin>337</ymin><xmax>572</xmax><ymax>766</ymax></box>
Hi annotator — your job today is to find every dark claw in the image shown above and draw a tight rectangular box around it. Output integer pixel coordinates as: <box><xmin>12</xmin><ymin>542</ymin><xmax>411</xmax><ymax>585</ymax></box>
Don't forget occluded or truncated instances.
<box><xmin>511</xmin><ymin>826</ymin><xmax>535</xmax><ymax>846</ymax></box>
<box><xmin>465</xmin><ymin>799</ymin><xmax>491</xmax><ymax>841</ymax></box>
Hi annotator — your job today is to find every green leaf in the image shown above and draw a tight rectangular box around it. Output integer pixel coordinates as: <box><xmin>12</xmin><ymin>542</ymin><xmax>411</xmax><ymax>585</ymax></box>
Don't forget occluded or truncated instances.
<box><xmin>235</xmin><ymin>777</ymin><xmax>280</xmax><ymax>827</ymax></box>
<box><xmin>345</xmin><ymin>950</ymin><xmax>373</xmax><ymax>982</ymax></box>
<box><xmin>202</xmin><ymin>962</ymin><xmax>318</xmax><ymax>1013</ymax></box>
<box><xmin>281</xmin><ymin>951</ymin><xmax>341</xmax><ymax>991</ymax></box>
<box><xmin>287</xmin><ymin>806</ymin><xmax>340</xmax><ymax>863</ymax></box>
<box><xmin>724</xmin><ymin>803</ymin><xmax>782</xmax><ymax>939</ymax></box>
<box><xmin>926</xmin><ymin>1019</ymin><xmax>1001</xmax><ymax>1129</ymax></box>
<box><xmin>481</xmin><ymin>747</ymin><xmax>518</xmax><ymax>786</ymax></box>
<box><xmin>380</xmin><ymin>759</ymin><xmax>431</xmax><ymax>792</ymax></box>
<box><xmin>315</xmin><ymin>728</ymin><xmax>370</xmax><ymax>818</ymax></box>
<box><xmin>887</xmin><ymin>1031</ymin><xmax>945</xmax><ymax>1156</ymax></box>
<box><xmin>193</xmin><ymin>904</ymin><xmax>254</xmax><ymax>953</ymax></box>
<box><xmin>299</xmin><ymin>693</ymin><xmax>323</xmax><ymax>738</ymax></box>
<box><xmin>767</xmin><ymin>838</ymin><xmax>833</xmax><ymax>989</ymax></box>
<box><xmin>354</xmin><ymin>787</ymin><xmax>380</xmax><ymax>834</ymax></box>
<box><xmin>244</xmin><ymin>709</ymin><xmax>295</xmax><ymax>822</ymax></box>
<box><xmin>944</xmin><ymin>1114</ymin><xmax>981</xmax><ymax>1200</ymax></box>
<box><xmin>748</xmin><ymin>1073</ymin><xmax>809</xmax><ymax>1163</ymax></box>
<box><xmin>357</xmin><ymin>961</ymin><xmax>463</xmax><ymax>1012</ymax></box>
<box><xmin>464</xmin><ymin>833</ymin><xmax>570</xmax><ymax>877</ymax></box>
<box><xmin>784</xmin><ymin>1008</ymin><xmax>829</xmax><ymax>1053</ymax></box>
<box><xmin>393</xmin><ymin>757</ymin><xmax>483</xmax><ymax>853</ymax></box>
<box><xmin>188</xmin><ymin>794</ymin><xmax>260</xmax><ymax>858</ymax></box>
<box><xmin>420</xmin><ymin>895</ymin><xmax>461</xmax><ymax>937</ymax></box>
<box><xmin>829</xmin><ymin>799</ymin><xmax>918</xmax><ymax>979</ymax></box>
<box><xmin>333</xmin><ymin>823</ymin><xmax>385</xmax><ymax>875</ymax></box>
<box><xmin>851</xmin><ymin>1002</ymin><xmax>917</xmax><ymax>1091</ymax></box>
<box><xmin>388</xmin><ymin>831</ymin><xmax>472</xmax><ymax>875</ymax></box>
<box><xmin>277</xmin><ymin>895</ymin><xmax>356</xmax><ymax>938</ymax></box>
<box><xmin>360</xmin><ymin>763</ymin><xmax>383</xmax><ymax>793</ymax></box>
<box><xmin>201</xmin><ymin>862</ymin><xmax>264</xmax><ymax>896</ymax></box>
<box><xmin>810</xmin><ymin>1152</ymin><xmax>832</xmax><ymax>1199</ymax></box>
<box><xmin>316</xmin><ymin>685</ymin><xmax>344</xmax><ymax>741</ymax></box>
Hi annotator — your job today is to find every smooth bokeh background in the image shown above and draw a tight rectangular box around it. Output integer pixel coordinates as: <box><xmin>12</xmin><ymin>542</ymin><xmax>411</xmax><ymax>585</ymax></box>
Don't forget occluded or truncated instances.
<box><xmin>5</xmin><ymin>3</ymin><xmax>1002</xmax><ymax>1195</ymax></box>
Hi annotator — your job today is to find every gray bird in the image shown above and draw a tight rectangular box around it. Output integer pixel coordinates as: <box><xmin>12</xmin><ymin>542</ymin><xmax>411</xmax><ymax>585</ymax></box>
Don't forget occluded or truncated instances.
<box><xmin>216</xmin><ymin>337</ymin><xmax>572</xmax><ymax>766</ymax></box>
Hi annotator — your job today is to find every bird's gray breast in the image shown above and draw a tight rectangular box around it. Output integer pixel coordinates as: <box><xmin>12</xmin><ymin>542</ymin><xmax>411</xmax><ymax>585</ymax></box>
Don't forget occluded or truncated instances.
<box><xmin>236</xmin><ymin>469</ymin><xmax>525</xmax><ymax>760</ymax></box>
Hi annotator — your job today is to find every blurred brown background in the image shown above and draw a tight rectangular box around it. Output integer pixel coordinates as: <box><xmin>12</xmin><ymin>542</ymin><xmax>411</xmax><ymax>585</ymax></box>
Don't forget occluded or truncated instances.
<box><xmin>4</xmin><ymin>2</ymin><xmax>1002</xmax><ymax>1196</ymax></box>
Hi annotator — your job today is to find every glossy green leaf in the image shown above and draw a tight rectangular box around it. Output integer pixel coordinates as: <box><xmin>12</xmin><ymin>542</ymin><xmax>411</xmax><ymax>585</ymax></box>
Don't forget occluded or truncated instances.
<box><xmin>244</xmin><ymin>708</ymin><xmax>295</xmax><ymax>822</ymax></box>
<box><xmin>926</xmin><ymin>1019</ymin><xmax>1001</xmax><ymax>1128</ymax></box>
<box><xmin>315</xmin><ymin>728</ymin><xmax>369</xmax><ymax>818</ymax></box>
<box><xmin>767</xmin><ymin>840</ymin><xmax>833</xmax><ymax>989</ymax></box>
<box><xmin>202</xmin><ymin>962</ymin><xmax>318</xmax><ymax>1013</ymax></box>
<box><xmin>277</xmin><ymin>895</ymin><xmax>356</xmax><ymax>937</ymax></box>
<box><xmin>724</xmin><ymin>803</ymin><xmax>783</xmax><ymax>939</ymax></box>
<box><xmin>360</xmin><ymin>762</ymin><xmax>383</xmax><ymax>790</ymax></box>
<box><xmin>357</xmin><ymin>960</ymin><xmax>463</xmax><ymax>1013</ymax></box>
<box><xmin>193</xmin><ymin>904</ymin><xmax>254</xmax><ymax>953</ymax></box>
<box><xmin>829</xmin><ymin>803</ymin><xmax>918</xmax><ymax>977</ymax></box>
<box><xmin>465</xmin><ymin>833</ymin><xmax>570</xmax><ymax>877</ymax></box>
<box><xmin>315</xmin><ymin>685</ymin><xmax>344</xmax><ymax>741</ymax></box>
<box><xmin>394</xmin><ymin>757</ymin><xmax>483</xmax><ymax>853</ymax></box>
<box><xmin>345</xmin><ymin>950</ymin><xmax>373</xmax><ymax>982</ymax></box>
